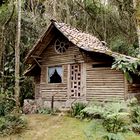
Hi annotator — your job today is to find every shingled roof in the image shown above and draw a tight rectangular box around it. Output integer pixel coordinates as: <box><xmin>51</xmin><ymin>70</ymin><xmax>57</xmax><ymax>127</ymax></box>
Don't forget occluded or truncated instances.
<box><xmin>25</xmin><ymin>20</ymin><xmax>138</xmax><ymax>64</ymax></box>
<box><xmin>54</xmin><ymin>21</ymin><xmax>107</xmax><ymax>52</ymax></box>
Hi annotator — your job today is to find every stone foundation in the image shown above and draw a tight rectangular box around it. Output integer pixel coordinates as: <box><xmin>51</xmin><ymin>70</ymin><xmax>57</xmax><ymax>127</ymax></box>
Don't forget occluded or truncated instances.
<box><xmin>23</xmin><ymin>98</ymin><xmax>88</xmax><ymax>113</ymax></box>
<box><xmin>23</xmin><ymin>99</ymin><xmax>38</xmax><ymax>114</ymax></box>
<box><xmin>43</xmin><ymin>100</ymin><xmax>66</xmax><ymax>109</ymax></box>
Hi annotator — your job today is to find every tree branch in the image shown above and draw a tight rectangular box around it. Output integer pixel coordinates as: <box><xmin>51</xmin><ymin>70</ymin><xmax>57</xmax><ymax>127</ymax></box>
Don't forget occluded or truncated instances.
<box><xmin>4</xmin><ymin>4</ymin><xmax>15</xmax><ymax>26</ymax></box>
<box><xmin>75</xmin><ymin>0</ymin><xmax>104</xmax><ymax>40</ymax></box>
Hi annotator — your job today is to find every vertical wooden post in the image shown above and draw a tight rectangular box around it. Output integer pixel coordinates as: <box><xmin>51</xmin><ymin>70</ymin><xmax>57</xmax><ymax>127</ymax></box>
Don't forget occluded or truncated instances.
<box><xmin>124</xmin><ymin>75</ymin><xmax>128</xmax><ymax>100</ymax></box>
<box><xmin>81</xmin><ymin>63</ymin><xmax>86</xmax><ymax>99</ymax></box>
<box><xmin>51</xmin><ymin>95</ymin><xmax>54</xmax><ymax>112</ymax></box>
<box><xmin>67</xmin><ymin>64</ymin><xmax>70</xmax><ymax>99</ymax></box>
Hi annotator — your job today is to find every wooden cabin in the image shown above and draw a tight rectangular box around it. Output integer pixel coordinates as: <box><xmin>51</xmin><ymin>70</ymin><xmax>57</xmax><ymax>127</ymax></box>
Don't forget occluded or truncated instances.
<box><xmin>24</xmin><ymin>20</ymin><xmax>140</xmax><ymax>109</ymax></box>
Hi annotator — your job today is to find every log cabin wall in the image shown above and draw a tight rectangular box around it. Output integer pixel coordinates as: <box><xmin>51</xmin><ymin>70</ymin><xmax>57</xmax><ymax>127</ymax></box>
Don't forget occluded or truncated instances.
<box><xmin>35</xmin><ymin>33</ymin><xmax>128</xmax><ymax>108</ymax></box>
<box><xmin>34</xmin><ymin>75</ymin><xmax>41</xmax><ymax>99</ymax></box>
<box><xmin>85</xmin><ymin>52</ymin><xmax>126</xmax><ymax>101</ymax></box>
<box><xmin>86</xmin><ymin>63</ymin><xmax>125</xmax><ymax>101</ymax></box>
<box><xmin>39</xmin><ymin>36</ymin><xmax>85</xmax><ymax>107</ymax></box>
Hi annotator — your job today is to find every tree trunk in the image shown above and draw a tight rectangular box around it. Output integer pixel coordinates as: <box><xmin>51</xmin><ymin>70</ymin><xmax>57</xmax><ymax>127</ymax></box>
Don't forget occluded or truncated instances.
<box><xmin>0</xmin><ymin>27</ymin><xmax>4</xmax><ymax>71</ymax></box>
<box><xmin>15</xmin><ymin>0</ymin><xmax>21</xmax><ymax>111</ymax></box>
<box><xmin>53</xmin><ymin>0</ymin><xmax>56</xmax><ymax>19</ymax></box>
<box><xmin>133</xmin><ymin>0</ymin><xmax>140</xmax><ymax>48</ymax></box>
<box><xmin>66</xmin><ymin>0</ymin><xmax>70</xmax><ymax>24</ymax></box>
<box><xmin>0</xmin><ymin>26</ymin><xmax>5</xmax><ymax>93</ymax></box>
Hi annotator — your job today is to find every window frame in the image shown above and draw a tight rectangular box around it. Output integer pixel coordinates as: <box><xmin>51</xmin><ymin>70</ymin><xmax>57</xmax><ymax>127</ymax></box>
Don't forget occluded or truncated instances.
<box><xmin>54</xmin><ymin>39</ymin><xmax>69</xmax><ymax>54</ymax></box>
<box><xmin>47</xmin><ymin>65</ymin><xmax>63</xmax><ymax>84</ymax></box>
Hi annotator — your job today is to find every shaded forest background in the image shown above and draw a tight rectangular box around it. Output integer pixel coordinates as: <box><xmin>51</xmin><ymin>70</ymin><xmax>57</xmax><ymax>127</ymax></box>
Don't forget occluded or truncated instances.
<box><xmin>0</xmin><ymin>0</ymin><xmax>140</xmax><ymax>105</ymax></box>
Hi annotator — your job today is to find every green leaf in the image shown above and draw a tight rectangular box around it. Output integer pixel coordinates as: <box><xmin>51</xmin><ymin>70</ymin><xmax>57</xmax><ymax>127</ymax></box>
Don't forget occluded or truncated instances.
<box><xmin>124</xmin><ymin>72</ymin><xmax>133</xmax><ymax>83</ymax></box>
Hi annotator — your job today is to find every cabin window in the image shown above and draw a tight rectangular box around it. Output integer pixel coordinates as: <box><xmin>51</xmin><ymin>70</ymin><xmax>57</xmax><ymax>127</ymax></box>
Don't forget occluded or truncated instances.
<box><xmin>48</xmin><ymin>66</ymin><xmax>62</xmax><ymax>83</ymax></box>
<box><xmin>54</xmin><ymin>39</ymin><xmax>69</xmax><ymax>54</ymax></box>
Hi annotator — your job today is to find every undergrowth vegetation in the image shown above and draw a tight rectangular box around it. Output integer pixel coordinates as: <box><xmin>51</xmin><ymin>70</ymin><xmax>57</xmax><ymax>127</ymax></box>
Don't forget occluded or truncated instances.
<box><xmin>0</xmin><ymin>115</ymin><xmax>26</xmax><ymax>136</ymax></box>
<box><xmin>71</xmin><ymin>98</ymin><xmax>140</xmax><ymax>140</ymax></box>
<box><xmin>0</xmin><ymin>94</ymin><xmax>26</xmax><ymax>136</ymax></box>
<box><xmin>71</xmin><ymin>102</ymin><xmax>86</xmax><ymax>118</ymax></box>
<box><xmin>36</xmin><ymin>107</ymin><xmax>59</xmax><ymax>115</ymax></box>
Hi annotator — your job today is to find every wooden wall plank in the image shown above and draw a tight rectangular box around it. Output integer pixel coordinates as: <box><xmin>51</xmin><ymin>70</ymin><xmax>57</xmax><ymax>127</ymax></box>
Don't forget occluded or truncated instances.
<box><xmin>39</xmin><ymin>37</ymin><xmax>85</xmax><ymax>101</ymax></box>
<box><xmin>86</xmin><ymin>62</ymin><xmax>125</xmax><ymax>101</ymax></box>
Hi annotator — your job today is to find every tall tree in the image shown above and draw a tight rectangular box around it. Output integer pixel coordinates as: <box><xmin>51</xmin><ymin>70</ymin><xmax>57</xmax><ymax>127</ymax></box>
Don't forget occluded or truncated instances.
<box><xmin>133</xmin><ymin>0</ymin><xmax>140</xmax><ymax>48</ymax></box>
<box><xmin>15</xmin><ymin>0</ymin><xmax>21</xmax><ymax>109</ymax></box>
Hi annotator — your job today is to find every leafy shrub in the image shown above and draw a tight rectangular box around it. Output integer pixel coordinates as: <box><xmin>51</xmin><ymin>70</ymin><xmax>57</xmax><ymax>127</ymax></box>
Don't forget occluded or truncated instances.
<box><xmin>104</xmin><ymin>101</ymin><xmax>128</xmax><ymax>114</ymax></box>
<box><xmin>36</xmin><ymin>107</ymin><xmax>59</xmax><ymax>115</ymax></box>
<box><xmin>37</xmin><ymin>108</ymin><xmax>52</xmax><ymax>114</ymax></box>
<box><xmin>84</xmin><ymin>120</ymin><xmax>125</xmax><ymax>140</ymax></box>
<box><xmin>0</xmin><ymin>94</ymin><xmax>15</xmax><ymax>116</ymax></box>
<box><xmin>131</xmin><ymin>105</ymin><xmax>140</xmax><ymax>124</ymax></box>
<box><xmin>81</xmin><ymin>104</ymin><xmax>105</xmax><ymax>119</ymax></box>
<box><xmin>127</xmin><ymin>98</ymin><xmax>140</xmax><ymax>133</ymax></box>
<box><xmin>82</xmin><ymin>101</ymin><xmax>130</xmax><ymax>133</ymax></box>
<box><xmin>83</xmin><ymin>98</ymin><xmax>140</xmax><ymax>139</ymax></box>
<box><xmin>0</xmin><ymin>94</ymin><xmax>27</xmax><ymax>136</ymax></box>
<box><xmin>103</xmin><ymin>132</ymin><xmax>124</xmax><ymax>140</ymax></box>
<box><xmin>126</xmin><ymin>97</ymin><xmax>138</xmax><ymax>107</ymax></box>
<box><xmin>0</xmin><ymin>115</ymin><xmax>26</xmax><ymax>136</ymax></box>
<box><xmin>103</xmin><ymin>112</ymin><xmax>130</xmax><ymax>133</ymax></box>
<box><xmin>131</xmin><ymin>123</ymin><xmax>140</xmax><ymax>134</ymax></box>
<box><xmin>102</xmin><ymin>102</ymin><xmax>130</xmax><ymax>133</ymax></box>
<box><xmin>71</xmin><ymin>102</ymin><xmax>86</xmax><ymax>117</ymax></box>
<box><xmin>112</xmin><ymin>56</ymin><xmax>140</xmax><ymax>83</ymax></box>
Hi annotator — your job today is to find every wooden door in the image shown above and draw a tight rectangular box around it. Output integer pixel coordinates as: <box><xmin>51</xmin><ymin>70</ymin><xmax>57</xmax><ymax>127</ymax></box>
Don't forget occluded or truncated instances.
<box><xmin>70</xmin><ymin>64</ymin><xmax>81</xmax><ymax>98</ymax></box>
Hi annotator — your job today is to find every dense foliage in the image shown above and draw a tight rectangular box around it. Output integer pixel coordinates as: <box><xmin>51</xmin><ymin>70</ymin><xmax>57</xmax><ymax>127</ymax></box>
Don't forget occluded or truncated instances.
<box><xmin>71</xmin><ymin>102</ymin><xmax>86</xmax><ymax>118</ymax></box>
<box><xmin>36</xmin><ymin>107</ymin><xmax>59</xmax><ymax>115</ymax></box>
<box><xmin>82</xmin><ymin>101</ymin><xmax>130</xmax><ymax>133</ymax></box>
<box><xmin>0</xmin><ymin>1</ymin><xmax>39</xmax><ymax>103</ymax></box>
<box><xmin>0</xmin><ymin>115</ymin><xmax>26</xmax><ymax>136</ymax></box>
<box><xmin>0</xmin><ymin>93</ymin><xmax>26</xmax><ymax>136</ymax></box>
<box><xmin>0</xmin><ymin>94</ymin><xmax>15</xmax><ymax>116</ymax></box>
<box><xmin>112</xmin><ymin>56</ymin><xmax>140</xmax><ymax>83</ymax></box>
<box><xmin>73</xmin><ymin>98</ymin><xmax>140</xmax><ymax>139</ymax></box>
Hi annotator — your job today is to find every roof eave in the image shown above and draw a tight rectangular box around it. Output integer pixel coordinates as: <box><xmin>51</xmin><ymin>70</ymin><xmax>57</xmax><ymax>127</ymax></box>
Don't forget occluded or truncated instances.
<box><xmin>24</xmin><ymin>20</ymin><xmax>139</xmax><ymax>65</ymax></box>
<box><xmin>24</xmin><ymin>23</ymin><xmax>54</xmax><ymax>64</ymax></box>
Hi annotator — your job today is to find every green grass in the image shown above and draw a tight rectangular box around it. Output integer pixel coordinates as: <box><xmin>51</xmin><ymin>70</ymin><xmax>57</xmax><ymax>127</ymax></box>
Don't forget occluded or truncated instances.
<box><xmin>0</xmin><ymin>114</ymin><xmax>89</xmax><ymax>140</ymax></box>
<box><xmin>0</xmin><ymin>114</ymin><xmax>140</xmax><ymax>140</ymax></box>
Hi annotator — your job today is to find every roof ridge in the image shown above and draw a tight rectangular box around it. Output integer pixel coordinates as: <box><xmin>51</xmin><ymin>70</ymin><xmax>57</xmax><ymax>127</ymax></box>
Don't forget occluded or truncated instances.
<box><xmin>53</xmin><ymin>21</ymin><xmax>108</xmax><ymax>50</ymax></box>
<box><xmin>25</xmin><ymin>20</ymin><xmax>139</xmax><ymax>64</ymax></box>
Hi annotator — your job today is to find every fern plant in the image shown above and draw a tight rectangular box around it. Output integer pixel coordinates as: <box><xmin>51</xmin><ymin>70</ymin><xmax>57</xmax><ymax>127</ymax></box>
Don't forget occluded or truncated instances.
<box><xmin>82</xmin><ymin>101</ymin><xmax>130</xmax><ymax>133</ymax></box>
<box><xmin>103</xmin><ymin>132</ymin><xmax>124</xmax><ymax>140</ymax></box>
<box><xmin>103</xmin><ymin>102</ymin><xmax>130</xmax><ymax>133</ymax></box>
<box><xmin>103</xmin><ymin>112</ymin><xmax>130</xmax><ymax>133</ymax></box>
<box><xmin>128</xmin><ymin>98</ymin><xmax>140</xmax><ymax>133</ymax></box>
<box><xmin>81</xmin><ymin>105</ymin><xmax>105</xmax><ymax>119</ymax></box>
<box><xmin>71</xmin><ymin>102</ymin><xmax>86</xmax><ymax>118</ymax></box>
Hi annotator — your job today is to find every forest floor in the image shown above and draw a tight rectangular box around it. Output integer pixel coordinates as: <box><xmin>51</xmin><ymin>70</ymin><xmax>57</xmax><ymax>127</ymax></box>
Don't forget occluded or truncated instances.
<box><xmin>1</xmin><ymin>114</ymin><xmax>140</xmax><ymax>140</ymax></box>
